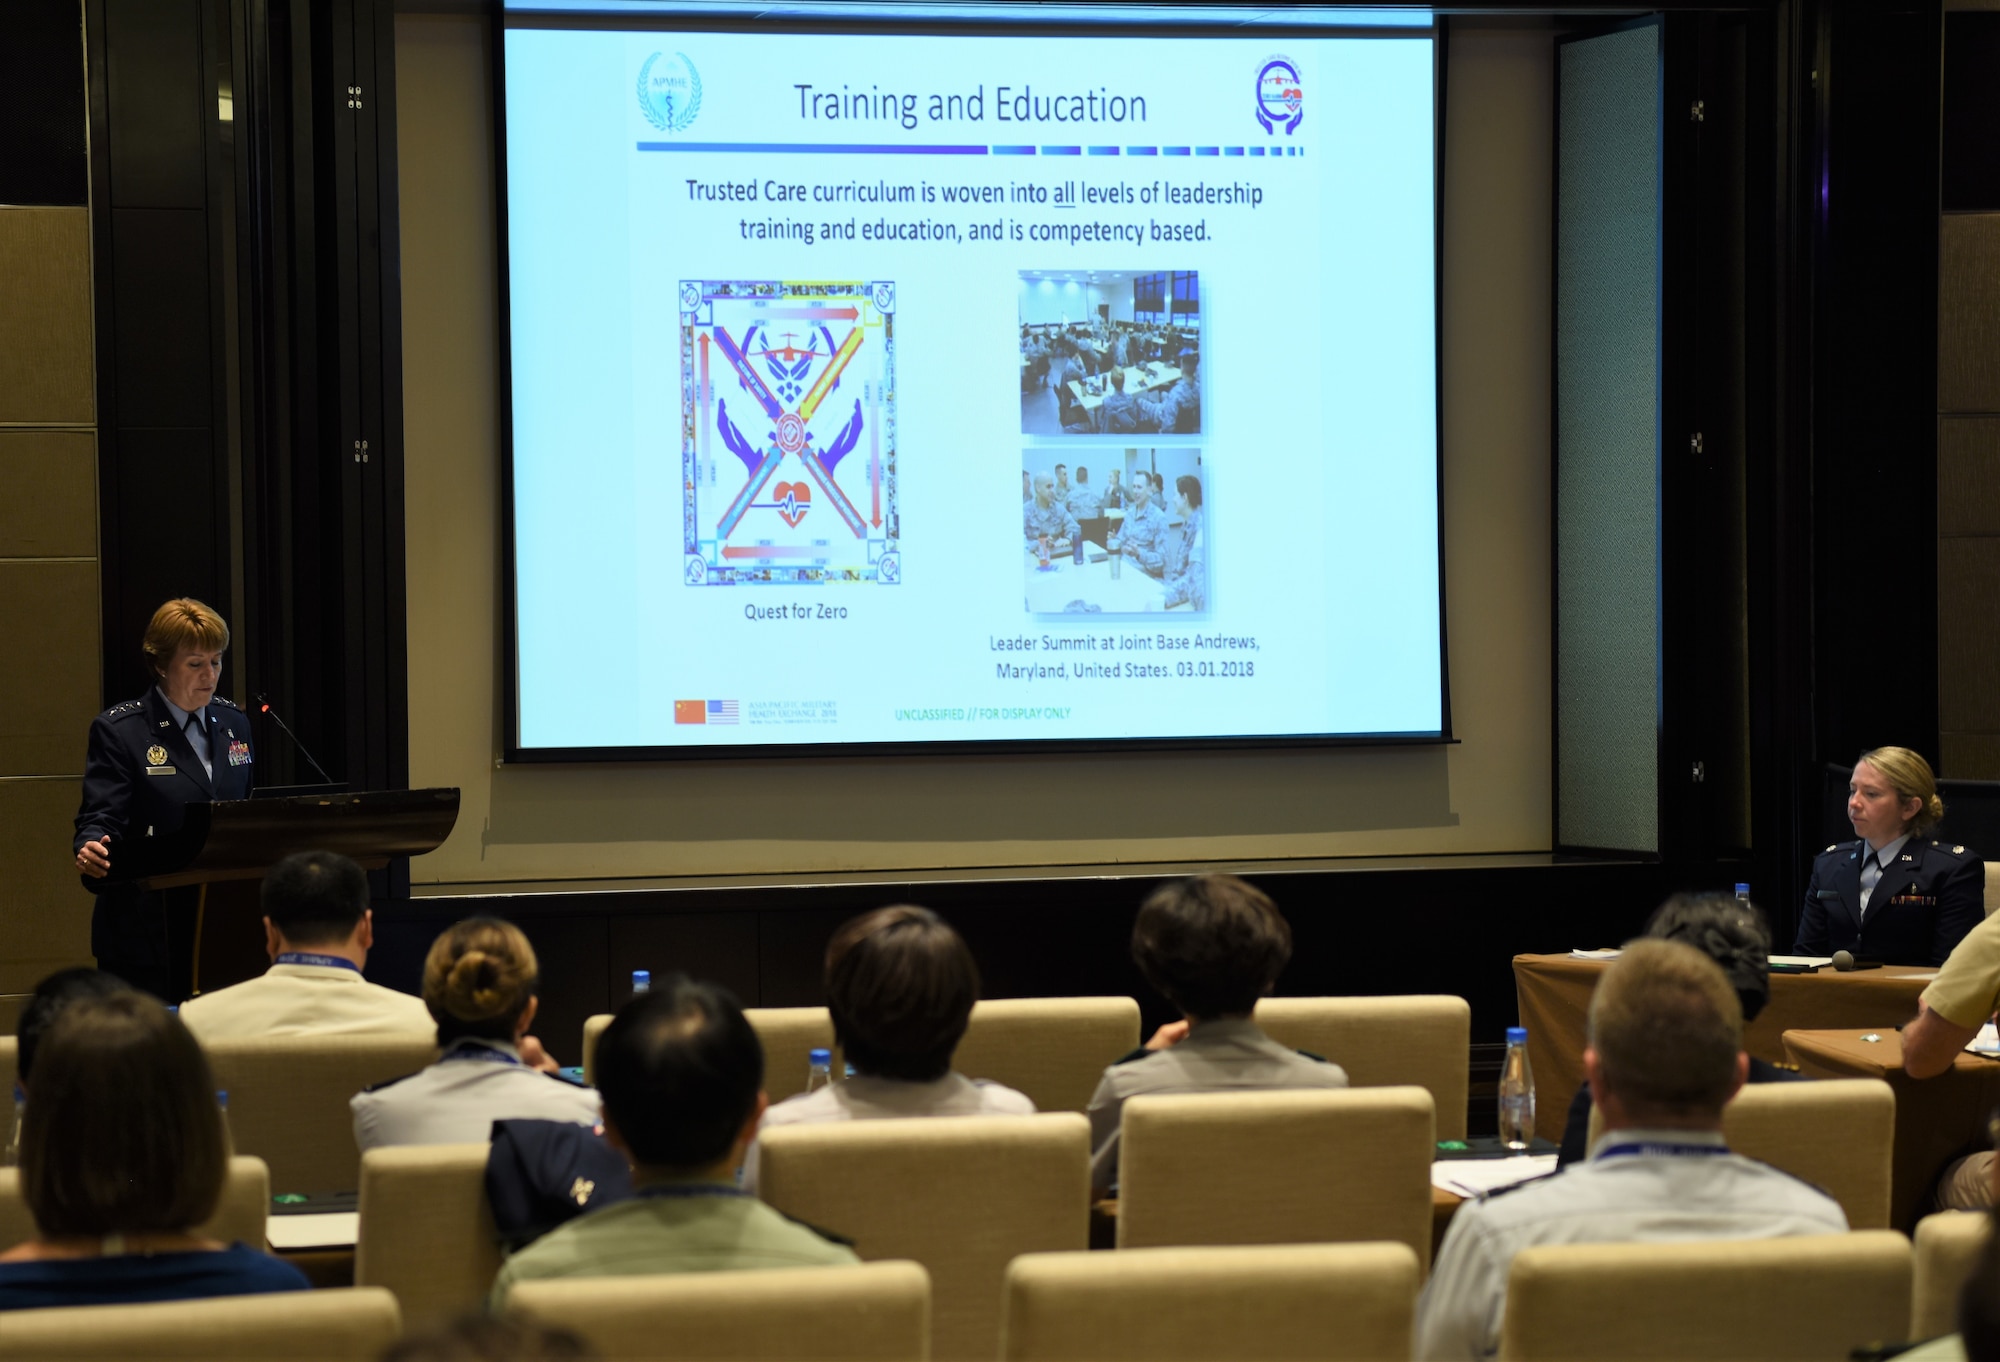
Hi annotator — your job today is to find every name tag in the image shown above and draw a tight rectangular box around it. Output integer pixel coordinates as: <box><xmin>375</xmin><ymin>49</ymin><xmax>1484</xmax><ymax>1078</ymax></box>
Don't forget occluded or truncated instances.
<box><xmin>227</xmin><ymin>740</ymin><xmax>251</xmax><ymax>767</ymax></box>
<box><xmin>145</xmin><ymin>766</ymin><xmax>176</xmax><ymax>776</ymax></box>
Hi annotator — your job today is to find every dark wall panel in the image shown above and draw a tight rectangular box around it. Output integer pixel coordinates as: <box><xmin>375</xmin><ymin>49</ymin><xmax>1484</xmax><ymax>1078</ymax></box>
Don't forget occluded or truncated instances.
<box><xmin>0</xmin><ymin>0</ymin><xmax>88</xmax><ymax>207</ymax></box>
<box><xmin>102</xmin><ymin>0</ymin><xmax>206</xmax><ymax>210</ymax></box>
<box><xmin>109</xmin><ymin>209</ymin><xmax>213</xmax><ymax>428</ymax></box>
<box><xmin>1943</xmin><ymin>12</ymin><xmax>2000</xmax><ymax>214</ymax></box>
<box><xmin>108</xmin><ymin>428</ymin><xmax>218</xmax><ymax>674</ymax></box>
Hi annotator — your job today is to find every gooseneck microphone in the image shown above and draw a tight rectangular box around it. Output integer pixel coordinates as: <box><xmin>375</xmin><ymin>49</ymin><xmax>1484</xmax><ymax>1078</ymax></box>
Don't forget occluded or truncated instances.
<box><xmin>256</xmin><ymin>693</ymin><xmax>335</xmax><ymax>785</ymax></box>
<box><xmin>1831</xmin><ymin>950</ymin><xmax>1884</xmax><ymax>972</ymax></box>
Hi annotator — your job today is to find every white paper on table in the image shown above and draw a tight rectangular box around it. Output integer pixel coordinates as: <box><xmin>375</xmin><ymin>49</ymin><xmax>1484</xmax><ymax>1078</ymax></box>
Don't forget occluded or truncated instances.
<box><xmin>1968</xmin><ymin>1022</ymin><xmax>2000</xmax><ymax>1057</ymax></box>
<box><xmin>1770</xmin><ymin>955</ymin><xmax>1834</xmax><ymax>968</ymax></box>
<box><xmin>1431</xmin><ymin>1155</ymin><xmax>1559</xmax><ymax>1199</ymax></box>
<box><xmin>264</xmin><ymin>1211</ymin><xmax>359</xmax><ymax>1251</ymax></box>
<box><xmin>1569</xmin><ymin>949</ymin><xmax>1621</xmax><ymax>961</ymax></box>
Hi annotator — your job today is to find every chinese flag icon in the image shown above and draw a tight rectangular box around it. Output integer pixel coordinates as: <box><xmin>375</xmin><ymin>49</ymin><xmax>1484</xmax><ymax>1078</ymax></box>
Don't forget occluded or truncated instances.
<box><xmin>673</xmin><ymin>700</ymin><xmax>707</xmax><ymax>725</ymax></box>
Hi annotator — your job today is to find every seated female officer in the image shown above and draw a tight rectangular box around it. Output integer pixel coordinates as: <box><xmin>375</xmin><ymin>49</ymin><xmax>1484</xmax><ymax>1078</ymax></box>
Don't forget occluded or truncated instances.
<box><xmin>0</xmin><ymin>992</ymin><xmax>307</xmax><ymax>1309</ymax></box>
<box><xmin>350</xmin><ymin>917</ymin><xmax>599</xmax><ymax>1150</ymax></box>
<box><xmin>1795</xmin><ymin>746</ymin><xmax>1983</xmax><ymax>967</ymax></box>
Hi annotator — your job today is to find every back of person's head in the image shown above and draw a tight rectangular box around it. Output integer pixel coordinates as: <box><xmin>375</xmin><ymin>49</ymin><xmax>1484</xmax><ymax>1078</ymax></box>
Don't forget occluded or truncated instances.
<box><xmin>824</xmin><ymin>905</ymin><xmax>979</xmax><ymax>1082</ymax></box>
<box><xmin>1587</xmin><ymin>938</ymin><xmax>1743</xmax><ymax>1120</ymax></box>
<box><xmin>594</xmin><ymin>977</ymin><xmax>763</xmax><ymax>1172</ymax></box>
<box><xmin>262</xmin><ymin>850</ymin><xmax>369</xmax><ymax>946</ymax></box>
<box><xmin>1131</xmin><ymin>874</ymin><xmax>1291</xmax><ymax>1020</ymax></box>
<box><xmin>21</xmin><ymin>992</ymin><xmax>226</xmax><ymax>1237</ymax></box>
<box><xmin>1645</xmin><ymin>892</ymin><xmax>1774</xmax><ymax>1023</ymax></box>
<box><xmin>423</xmin><ymin>917</ymin><xmax>538</xmax><ymax>1045</ymax></box>
<box><xmin>1961</xmin><ymin>1204</ymin><xmax>2000</xmax><ymax>1362</ymax></box>
<box><xmin>17</xmin><ymin>968</ymin><xmax>132</xmax><ymax>1090</ymax></box>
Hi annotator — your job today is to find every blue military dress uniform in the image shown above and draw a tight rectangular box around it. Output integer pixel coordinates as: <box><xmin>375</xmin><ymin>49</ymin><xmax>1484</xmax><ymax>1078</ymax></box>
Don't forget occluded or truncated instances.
<box><xmin>73</xmin><ymin>689</ymin><xmax>255</xmax><ymax>998</ymax></box>
<box><xmin>1794</xmin><ymin>835</ymin><xmax>1983</xmax><ymax>967</ymax></box>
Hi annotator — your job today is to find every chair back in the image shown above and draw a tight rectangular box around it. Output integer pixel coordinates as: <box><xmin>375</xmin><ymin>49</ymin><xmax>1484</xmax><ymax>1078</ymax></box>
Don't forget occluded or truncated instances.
<box><xmin>1002</xmin><ymin>1242</ymin><xmax>1419</xmax><ymax>1361</ymax></box>
<box><xmin>1498</xmin><ymin>1231</ymin><xmax>1911</xmax><ymax>1360</ymax></box>
<box><xmin>1985</xmin><ymin>862</ymin><xmax>2000</xmax><ymax>918</ymax></box>
<box><xmin>0</xmin><ymin>1285</ymin><xmax>400</xmax><ymax>1358</ymax></box>
<box><xmin>1722</xmin><ymin>1078</ymin><xmax>1894</xmax><ymax>1228</ymax></box>
<box><xmin>759</xmin><ymin>1112</ymin><xmax>1090</xmax><ymax>1361</ymax></box>
<box><xmin>951</xmin><ymin>997</ymin><xmax>1142</xmax><ymax>1114</ymax></box>
<box><xmin>0</xmin><ymin>1155</ymin><xmax>269</xmax><ymax>1251</ymax></box>
<box><xmin>203</xmin><ymin>1035</ymin><xmax>437</xmax><ymax>1193</ymax></box>
<box><xmin>1116</xmin><ymin>1087</ymin><xmax>1434</xmax><ymax>1266</ymax></box>
<box><xmin>354</xmin><ymin>1141</ymin><xmax>501</xmax><ymax>1329</ymax></box>
<box><xmin>506</xmin><ymin>1261</ymin><xmax>931</xmax><ymax>1361</ymax></box>
<box><xmin>1254</xmin><ymin>995</ymin><xmax>1472</xmax><ymax>1139</ymax></box>
<box><xmin>1914</xmin><ymin>1209</ymin><xmax>1991</xmax><ymax>1338</ymax></box>
<box><xmin>584</xmin><ymin>1007</ymin><xmax>836</xmax><ymax>1101</ymax></box>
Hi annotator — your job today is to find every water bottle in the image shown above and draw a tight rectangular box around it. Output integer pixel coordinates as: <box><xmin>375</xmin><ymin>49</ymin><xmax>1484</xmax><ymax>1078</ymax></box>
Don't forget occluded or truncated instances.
<box><xmin>1735</xmin><ymin>883</ymin><xmax>1751</xmax><ymax>903</ymax></box>
<box><xmin>1498</xmin><ymin>1027</ymin><xmax>1535</xmax><ymax>1151</ymax></box>
<box><xmin>217</xmin><ymin>1089</ymin><xmax>234</xmax><ymax>1155</ymax></box>
<box><xmin>632</xmin><ymin>970</ymin><xmax>651</xmax><ymax>996</ymax></box>
<box><xmin>4</xmin><ymin>1086</ymin><xmax>21</xmax><ymax>1167</ymax></box>
<box><xmin>806</xmin><ymin>1048</ymin><xmax>834</xmax><ymax>1094</ymax></box>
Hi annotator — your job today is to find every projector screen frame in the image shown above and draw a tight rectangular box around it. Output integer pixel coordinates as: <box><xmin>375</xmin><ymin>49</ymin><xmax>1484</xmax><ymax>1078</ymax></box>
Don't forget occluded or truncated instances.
<box><xmin>492</xmin><ymin>2</ymin><xmax>1453</xmax><ymax>763</ymax></box>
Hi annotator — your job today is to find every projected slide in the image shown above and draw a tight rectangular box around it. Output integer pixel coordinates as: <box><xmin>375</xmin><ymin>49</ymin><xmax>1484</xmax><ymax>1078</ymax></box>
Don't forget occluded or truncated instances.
<box><xmin>503</xmin><ymin>19</ymin><xmax>1441</xmax><ymax>752</ymax></box>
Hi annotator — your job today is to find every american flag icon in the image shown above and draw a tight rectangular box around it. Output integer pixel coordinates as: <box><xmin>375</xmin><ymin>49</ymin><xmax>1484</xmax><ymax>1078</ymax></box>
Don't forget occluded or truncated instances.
<box><xmin>706</xmin><ymin>700</ymin><xmax>739</xmax><ymax>725</ymax></box>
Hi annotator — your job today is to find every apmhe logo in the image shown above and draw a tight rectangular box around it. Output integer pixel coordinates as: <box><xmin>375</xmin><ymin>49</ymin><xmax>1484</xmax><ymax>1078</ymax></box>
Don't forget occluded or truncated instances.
<box><xmin>1256</xmin><ymin>56</ymin><xmax>1303</xmax><ymax>135</ymax></box>
<box><xmin>639</xmin><ymin>51</ymin><xmax>702</xmax><ymax>133</ymax></box>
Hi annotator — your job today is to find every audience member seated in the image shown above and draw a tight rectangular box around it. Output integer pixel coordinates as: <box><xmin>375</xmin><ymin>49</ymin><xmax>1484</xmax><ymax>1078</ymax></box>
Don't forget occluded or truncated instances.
<box><xmin>0</xmin><ymin>992</ymin><xmax>308</xmax><ymax>1309</ymax></box>
<box><xmin>488</xmin><ymin>977</ymin><xmax>859</xmax><ymax>1307</ymax></box>
<box><xmin>1415</xmin><ymin>940</ymin><xmax>1848</xmax><ymax>1361</ymax></box>
<box><xmin>14</xmin><ymin>968</ymin><xmax>130</xmax><ymax>1094</ymax></box>
<box><xmin>179</xmin><ymin>850</ymin><xmax>432</xmax><ymax>1041</ymax></box>
<box><xmin>1086</xmin><ymin>874</ymin><xmax>1347</xmax><ymax>1196</ymax></box>
<box><xmin>1895</xmin><ymin>1157</ymin><xmax>2000</xmax><ymax>1361</ymax></box>
<box><xmin>742</xmin><ymin>905</ymin><xmax>1033</xmax><ymax>1191</ymax></box>
<box><xmin>352</xmin><ymin>917</ymin><xmax>598</xmax><ymax>1151</ymax></box>
<box><xmin>1557</xmin><ymin>892</ymin><xmax>1805</xmax><ymax>1166</ymax></box>
<box><xmin>1903</xmin><ymin>906</ymin><xmax>2000</xmax><ymax>1208</ymax></box>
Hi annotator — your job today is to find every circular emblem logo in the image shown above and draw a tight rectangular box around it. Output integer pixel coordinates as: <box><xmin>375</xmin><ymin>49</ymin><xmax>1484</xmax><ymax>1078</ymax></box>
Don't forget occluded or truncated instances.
<box><xmin>1256</xmin><ymin>57</ymin><xmax>1303</xmax><ymax>135</ymax></box>
<box><xmin>638</xmin><ymin>52</ymin><xmax>703</xmax><ymax>134</ymax></box>
<box><xmin>146</xmin><ymin>745</ymin><xmax>168</xmax><ymax>766</ymax></box>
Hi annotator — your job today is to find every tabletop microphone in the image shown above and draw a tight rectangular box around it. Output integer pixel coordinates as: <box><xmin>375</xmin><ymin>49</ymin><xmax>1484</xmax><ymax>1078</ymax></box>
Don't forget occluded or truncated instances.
<box><xmin>256</xmin><ymin>693</ymin><xmax>335</xmax><ymax>785</ymax></box>
<box><xmin>1831</xmin><ymin>950</ymin><xmax>1883</xmax><ymax>972</ymax></box>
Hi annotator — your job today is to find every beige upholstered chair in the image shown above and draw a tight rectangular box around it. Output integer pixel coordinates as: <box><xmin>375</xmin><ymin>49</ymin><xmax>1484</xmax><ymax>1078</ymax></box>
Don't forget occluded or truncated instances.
<box><xmin>1002</xmin><ymin>1242</ymin><xmax>1420</xmax><ymax>1361</ymax></box>
<box><xmin>584</xmin><ymin>1007</ymin><xmax>836</xmax><ymax>1101</ymax></box>
<box><xmin>759</xmin><ymin>1112</ymin><xmax>1090</xmax><ymax>1361</ymax></box>
<box><xmin>1254</xmin><ymin>995</ymin><xmax>1473</xmax><ymax>1140</ymax></box>
<box><xmin>1914</xmin><ymin>1209</ymin><xmax>1991</xmax><ymax>1338</ymax></box>
<box><xmin>0</xmin><ymin>1285</ymin><xmax>401</xmax><ymax>1358</ymax></box>
<box><xmin>0</xmin><ymin>1154</ymin><xmax>270</xmax><ymax>1251</ymax></box>
<box><xmin>354</xmin><ymin>1142</ymin><xmax>501</xmax><ymax>1328</ymax></box>
<box><xmin>1985</xmin><ymin>862</ymin><xmax>2000</xmax><ymax>918</ymax></box>
<box><xmin>203</xmin><ymin>1035</ymin><xmax>437</xmax><ymax>1193</ymax></box>
<box><xmin>1498</xmin><ymin>1231</ymin><xmax>1912</xmax><ymax>1360</ymax></box>
<box><xmin>506</xmin><ymin>1261</ymin><xmax>931</xmax><ymax>1361</ymax></box>
<box><xmin>1721</xmin><ymin>1078</ymin><xmax>1895</xmax><ymax>1229</ymax></box>
<box><xmin>1115</xmin><ymin>1087</ymin><xmax>1434</xmax><ymax>1266</ymax></box>
<box><xmin>952</xmin><ymin>997</ymin><xmax>1142</xmax><ymax>1114</ymax></box>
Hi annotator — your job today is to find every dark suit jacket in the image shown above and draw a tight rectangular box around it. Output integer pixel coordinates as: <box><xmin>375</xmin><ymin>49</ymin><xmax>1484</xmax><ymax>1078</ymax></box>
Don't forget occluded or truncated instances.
<box><xmin>73</xmin><ymin>689</ymin><xmax>255</xmax><ymax>967</ymax></box>
<box><xmin>1794</xmin><ymin>836</ymin><xmax>1984</xmax><ymax>967</ymax></box>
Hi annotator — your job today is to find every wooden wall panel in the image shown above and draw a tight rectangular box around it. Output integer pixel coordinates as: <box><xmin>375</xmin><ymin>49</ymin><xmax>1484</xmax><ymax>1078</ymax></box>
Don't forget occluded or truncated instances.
<box><xmin>0</xmin><ymin>208</ymin><xmax>93</xmax><ymax>424</ymax></box>
<box><xmin>0</xmin><ymin>779</ymin><xmax>96</xmax><ymax>993</ymax></box>
<box><xmin>1940</xmin><ymin>215</ymin><xmax>2000</xmax><ymax>414</ymax></box>
<box><xmin>0</xmin><ymin>563</ymin><xmax>101</xmax><ymax>775</ymax></box>
<box><xmin>1940</xmin><ymin>418</ymin><xmax>2000</xmax><ymax>536</ymax></box>
<box><xmin>1940</xmin><ymin>537</ymin><xmax>2000</xmax><ymax>741</ymax></box>
<box><xmin>0</xmin><ymin>430</ymin><xmax>95</xmax><ymax>559</ymax></box>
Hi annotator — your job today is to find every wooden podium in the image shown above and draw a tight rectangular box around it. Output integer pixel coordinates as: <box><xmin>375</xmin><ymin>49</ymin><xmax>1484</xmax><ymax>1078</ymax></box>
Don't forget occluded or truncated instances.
<box><xmin>122</xmin><ymin>788</ymin><xmax>460</xmax><ymax>997</ymax></box>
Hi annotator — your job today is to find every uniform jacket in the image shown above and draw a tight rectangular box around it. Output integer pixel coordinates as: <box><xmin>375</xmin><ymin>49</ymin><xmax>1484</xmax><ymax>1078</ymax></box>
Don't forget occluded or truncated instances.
<box><xmin>1794</xmin><ymin>836</ymin><xmax>1984</xmax><ymax>967</ymax></box>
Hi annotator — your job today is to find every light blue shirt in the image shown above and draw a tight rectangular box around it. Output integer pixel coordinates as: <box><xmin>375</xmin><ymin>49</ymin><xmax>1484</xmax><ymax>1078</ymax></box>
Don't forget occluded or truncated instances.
<box><xmin>1860</xmin><ymin>833</ymin><xmax>1911</xmax><ymax>918</ymax></box>
<box><xmin>156</xmin><ymin>688</ymin><xmax>212</xmax><ymax>781</ymax></box>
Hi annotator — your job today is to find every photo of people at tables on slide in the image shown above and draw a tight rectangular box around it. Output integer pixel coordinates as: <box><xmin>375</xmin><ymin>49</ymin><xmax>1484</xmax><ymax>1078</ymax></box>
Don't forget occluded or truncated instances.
<box><xmin>1018</xmin><ymin>270</ymin><xmax>1203</xmax><ymax>436</ymax></box>
<box><xmin>1023</xmin><ymin>448</ymin><xmax>1207</xmax><ymax>615</ymax></box>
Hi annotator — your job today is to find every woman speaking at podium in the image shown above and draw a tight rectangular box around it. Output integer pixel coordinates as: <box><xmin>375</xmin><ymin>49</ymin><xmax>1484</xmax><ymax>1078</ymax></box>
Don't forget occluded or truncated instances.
<box><xmin>1795</xmin><ymin>746</ymin><xmax>1982</xmax><ymax>968</ymax></box>
<box><xmin>70</xmin><ymin>600</ymin><xmax>255</xmax><ymax>1000</ymax></box>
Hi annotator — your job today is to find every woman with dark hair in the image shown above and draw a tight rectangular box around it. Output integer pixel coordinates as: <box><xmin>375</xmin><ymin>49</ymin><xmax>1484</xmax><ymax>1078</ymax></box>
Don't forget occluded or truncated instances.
<box><xmin>0</xmin><ymin>992</ymin><xmax>307</xmax><ymax>1309</ymax></box>
<box><xmin>1555</xmin><ymin>891</ymin><xmax>1806</xmax><ymax>1167</ymax></box>
<box><xmin>740</xmin><ymin>905</ymin><xmax>1032</xmax><ymax>1192</ymax></box>
<box><xmin>350</xmin><ymin>917</ymin><xmax>598</xmax><ymax>1150</ymax></box>
<box><xmin>1163</xmin><ymin>474</ymin><xmax>1206</xmax><ymax>610</ymax></box>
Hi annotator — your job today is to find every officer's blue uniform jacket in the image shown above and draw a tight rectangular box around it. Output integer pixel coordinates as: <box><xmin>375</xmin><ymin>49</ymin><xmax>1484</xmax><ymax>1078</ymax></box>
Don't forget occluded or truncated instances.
<box><xmin>1794</xmin><ymin>835</ymin><xmax>1983</xmax><ymax>967</ymax></box>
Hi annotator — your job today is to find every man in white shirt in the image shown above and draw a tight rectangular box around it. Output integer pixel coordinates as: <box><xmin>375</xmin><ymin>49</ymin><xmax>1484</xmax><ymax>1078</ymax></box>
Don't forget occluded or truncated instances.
<box><xmin>741</xmin><ymin>904</ymin><xmax>1032</xmax><ymax>1191</ymax></box>
<box><xmin>1415</xmin><ymin>939</ymin><xmax>1848</xmax><ymax>1361</ymax></box>
<box><xmin>179</xmin><ymin>850</ymin><xmax>433</xmax><ymax>1041</ymax></box>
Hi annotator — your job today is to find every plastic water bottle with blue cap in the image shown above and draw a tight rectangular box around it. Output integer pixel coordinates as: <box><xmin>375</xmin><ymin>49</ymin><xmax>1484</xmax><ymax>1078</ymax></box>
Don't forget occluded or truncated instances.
<box><xmin>806</xmin><ymin>1048</ymin><xmax>834</xmax><ymax>1094</ymax></box>
<box><xmin>1498</xmin><ymin>1027</ymin><xmax>1535</xmax><ymax>1151</ymax></box>
<box><xmin>1735</xmin><ymin>883</ymin><xmax>1751</xmax><ymax>903</ymax></box>
<box><xmin>632</xmin><ymin>970</ymin><xmax>651</xmax><ymax>996</ymax></box>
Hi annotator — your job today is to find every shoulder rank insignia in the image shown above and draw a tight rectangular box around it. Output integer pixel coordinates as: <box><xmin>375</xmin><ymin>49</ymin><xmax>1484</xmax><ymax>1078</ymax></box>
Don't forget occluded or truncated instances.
<box><xmin>212</xmin><ymin>696</ymin><xmax>240</xmax><ymax>711</ymax></box>
<box><xmin>1825</xmin><ymin>844</ymin><xmax>1837</xmax><ymax>853</ymax></box>
<box><xmin>146</xmin><ymin>745</ymin><xmax>168</xmax><ymax>767</ymax></box>
<box><xmin>103</xmin><ymin>701</ymin><xmax>142</xmax><ymax>719</ymax></box>
<box><xmin>1956</xmin><ymin>846</ymin><xmax>1966</xmax><ymax>854</ymax></box>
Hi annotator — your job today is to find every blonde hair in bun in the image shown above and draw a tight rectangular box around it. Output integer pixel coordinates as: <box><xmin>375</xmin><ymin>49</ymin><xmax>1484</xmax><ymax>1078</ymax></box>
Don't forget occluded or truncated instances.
<box><xmin>422</xmin><ymin>917</ymin><xmax>539</xmax><ymax>1042</ymax></box>
<box><xmin>1858</xmin><ymin>746</ymin><xmax>1945</xmax><ymax>836</ymax></box>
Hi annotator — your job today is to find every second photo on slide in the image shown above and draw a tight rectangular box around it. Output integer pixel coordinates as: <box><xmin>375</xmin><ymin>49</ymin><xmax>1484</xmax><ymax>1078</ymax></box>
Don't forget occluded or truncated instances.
<box><xmin>1023</xmin><ymin>449</ymin><xmax>1207</xmax><ymax>615</ymax></box>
